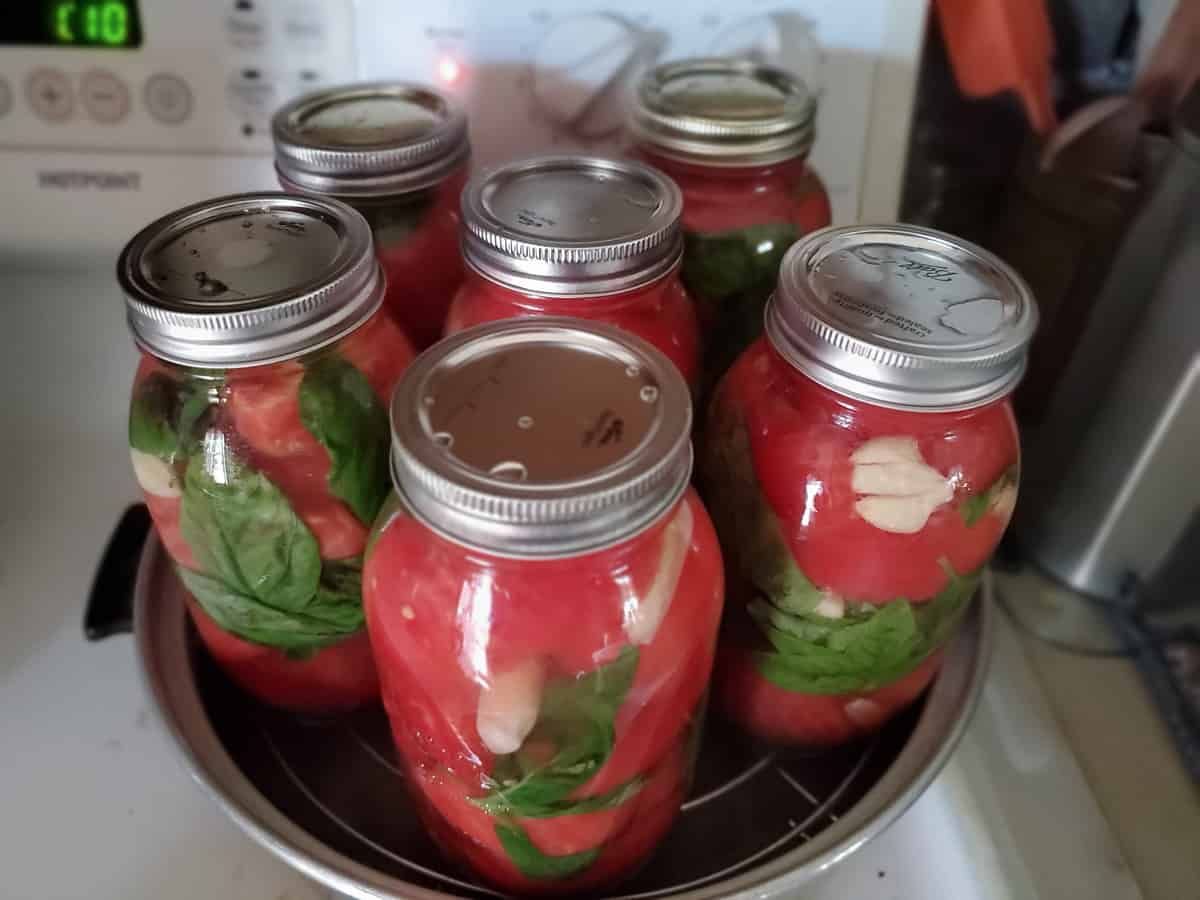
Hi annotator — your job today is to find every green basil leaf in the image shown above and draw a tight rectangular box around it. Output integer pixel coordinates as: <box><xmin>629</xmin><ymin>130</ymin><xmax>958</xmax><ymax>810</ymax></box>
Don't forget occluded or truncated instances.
<box><xmin>299</xmin><ymin>354</ymin><xmax>391</xmax><ymax>525</ymax></box>
<box><xmin>477</xmin><ymin>648</ymin><xmax>639</xmax><ymax>819</ymax></box>
<box><xmin>180</xmin><ymin>452</ymin><xmax>321</xmax><ymax>611</ymax></box>
<box><xmin>753</xmin><ymin>564</ymin><xmax>982</xmax><ymax>694</ymax></box>
<box><xmin>494</xmin><ymin>823</ymin><xmax>600</xmax><ymax>881</ymax></box>
<box><xmin>474</xmin><ymin>776</ymin><xmax>643</xmax><ymax>819</ymax></box>
<box><xmin>701</xmin><ymin>401</ymin><xmax>823</xmax><ymax>615</ymax></box>
<box><xmin>683</xmin><ymin>222</ymin><xmax>799</xmax><ymax>390</ymax></box>
<box><xmin>357</xmin><ymin>193</ymin><xmax>434</xmax><ymax>248</ymax></box>
<box><xmin>129</xmin><ymin>374</ymin><xmax>181</xmax><ymax>458</ymax></box>
<box><xmin>178</xmin><ymin>565</ymin><xmax>359</xmax><ymax>652</ymax></box>
<box><xmin>303</xmin><ymin>557</ymin><xmax>367</xmax><ymax>632</ymax></box>
<box><xmin>960</xmin><ymin>465</ymin><xmax>1019</xmax><ymax>526</ymax></box>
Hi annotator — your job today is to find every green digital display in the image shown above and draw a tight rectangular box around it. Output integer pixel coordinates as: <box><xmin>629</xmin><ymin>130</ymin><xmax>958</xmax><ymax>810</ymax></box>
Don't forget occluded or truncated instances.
<box><xmin>0</xmin><ymin>1</ymin><xmax>143</xmax><ymax>48</ymax></box>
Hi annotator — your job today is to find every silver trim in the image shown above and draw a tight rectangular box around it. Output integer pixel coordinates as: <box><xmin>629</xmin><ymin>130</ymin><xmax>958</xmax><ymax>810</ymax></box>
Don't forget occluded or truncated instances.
<box><xmin>118</xmin><ymin>192</ymin><xmax>382</xmax><ymax>367</ymax></box>
<box><xmin>630</xmin><ymin>57</ymin><xmax>816</xmax><ymax>167</ymax></box>
<box><xmin>766</xmin><ymin>223</ymin><xmax>1039</xmax><ymax>410</ymax></box>
<box><xmin>460</xmin><ymin>155</ymin><xmax>684</xmax><ymax>297</ymax></box>
<box><xmin>272</xmin><ymin>82</ymin><xmax>470</xmax><ymax>197</ymax></box>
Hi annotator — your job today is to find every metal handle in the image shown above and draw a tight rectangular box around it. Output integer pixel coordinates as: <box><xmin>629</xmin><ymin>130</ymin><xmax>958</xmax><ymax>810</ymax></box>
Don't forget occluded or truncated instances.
<box><xmin>84</xmin><ymin>503</ymin><xmax>152</xmax><ymax>640</ymax></box>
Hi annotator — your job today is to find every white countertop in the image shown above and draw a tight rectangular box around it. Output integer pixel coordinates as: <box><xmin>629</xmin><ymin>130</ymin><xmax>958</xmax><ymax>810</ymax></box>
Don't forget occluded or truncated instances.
<box><xmin>0</xmin><ymin>267</ymin><xmax>1154</xmax><ymax>900</ymax></box>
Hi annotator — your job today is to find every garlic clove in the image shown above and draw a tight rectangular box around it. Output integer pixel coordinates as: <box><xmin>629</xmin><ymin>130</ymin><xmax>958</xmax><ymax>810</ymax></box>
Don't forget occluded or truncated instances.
<box><xmin>813</xmin><ymin>590</ymin><xmax>845</xmax><ymax>619</ymax></box>
<box><xmin>855</xmin><ymin>494</ymin><xmax>945</xmax><ymax>534</ymax></box>
<box><xmin>989</xmin><ymin>481</ymin><xmax>1018</xmax><ymax>522</ymax></box>
<box><xmin>850</xmin><ymin>436</ymin><xmax>922</xmax><ymax>465</ymax></box>
<box><xmin>476</xmin><ymin>659</ymin><xmax>546</xmax><ymax>755</ymax></box>
<box><xmin>851</xmin><ymin>460</ymin><xmax>954</xmax><ymax>497</ymax></box>
<box><xmin>130</xmin><ymin>448</ymin><xmax>181</xmax><ymax>498</ymax></box>
<box><xmin>844</xmin><ymin>698</ymin><xmax>886</xmax><ymax>730</ymax></box>
<box><xmin>624</xmin><ymin>500</ymin><xmax>694</xmax><ymax>645</ymax></box>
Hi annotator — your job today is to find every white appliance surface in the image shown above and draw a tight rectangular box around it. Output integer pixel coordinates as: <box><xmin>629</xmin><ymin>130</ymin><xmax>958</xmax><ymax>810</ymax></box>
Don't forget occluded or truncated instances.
<box><xmin>0</xmin><ymin>266</ymin><xmax>1142</xmax><ymax>899</ymax></box>
<box><xmin>0</xmin><ymin>0</ymin><xmax>924</xmax><ymax>260</ymax></box>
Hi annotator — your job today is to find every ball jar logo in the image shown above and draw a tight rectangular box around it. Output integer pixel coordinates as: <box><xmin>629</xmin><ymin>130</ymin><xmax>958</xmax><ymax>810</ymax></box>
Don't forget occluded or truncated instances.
<box><xmin>850</xmin><ymin>245</ymin><xmax>957</xmax><ymax>282</ymax></box>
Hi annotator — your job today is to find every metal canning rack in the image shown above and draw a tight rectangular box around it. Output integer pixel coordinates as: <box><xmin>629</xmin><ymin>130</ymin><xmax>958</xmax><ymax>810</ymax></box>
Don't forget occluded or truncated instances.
<box><xmin>137</xmin><ymin>536</ymin><xmax>992</xmax><ymax>900</ymax></box>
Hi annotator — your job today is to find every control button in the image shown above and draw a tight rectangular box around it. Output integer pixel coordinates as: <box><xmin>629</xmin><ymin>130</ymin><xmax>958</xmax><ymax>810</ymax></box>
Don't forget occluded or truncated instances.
<box><xmin>25</xmin><ymin>68</ymin><xmax>74</xmax><ymax>123</ymax></box>
<box><xmin>80</xmin><ymin>70</ymin><xmax>130</xmax><ymax>124</ymax></box>
<box><xmin>282</xmin><ymin>2</ymin><xmax>327</xmax><ymax>50</ymax></box>
<box><xmin>0</xmin><ymin>77</ymin><xmax>12</xmax><ymax>119</ymax></box>
<box><xmin>227</xmin><ymin>0</ymin><xmax>267</xmax><ymax>49</ymax></box>
<box><xmin>144</xmin><ymin>73</ymin><xmax>193</xmax><ymax>125</ymax></box>
<box><xmin>227</xmin><ymin>68</ymin><xmax>277</xmax><ymax>119</ymax></box>
<box><xmin>288</xmin><ymin>68</ymin><xmax>324</xmax><ymax>97</ymax></box>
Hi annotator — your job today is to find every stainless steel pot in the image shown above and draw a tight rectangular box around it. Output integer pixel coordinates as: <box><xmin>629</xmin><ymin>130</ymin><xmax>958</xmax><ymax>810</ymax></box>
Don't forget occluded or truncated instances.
<box><xmin>87</xmin><ymin>505</ymin><xmax>993</xmax><ymax>899</ymax></box>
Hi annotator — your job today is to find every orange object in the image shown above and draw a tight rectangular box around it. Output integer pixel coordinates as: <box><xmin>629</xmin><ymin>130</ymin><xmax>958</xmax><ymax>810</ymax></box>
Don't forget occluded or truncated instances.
<box><xmin>934</xmin><ymin>0</ymin><xmax>1057</xmax><ymax>134</ymax></box>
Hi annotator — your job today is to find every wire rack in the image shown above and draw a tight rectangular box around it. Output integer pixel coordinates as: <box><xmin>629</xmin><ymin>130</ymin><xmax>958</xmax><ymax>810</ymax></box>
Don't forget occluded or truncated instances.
<box><xmin>197</xmin><ymin>647</ymin><xmax>919</xmax><ymax>900</ymax></box>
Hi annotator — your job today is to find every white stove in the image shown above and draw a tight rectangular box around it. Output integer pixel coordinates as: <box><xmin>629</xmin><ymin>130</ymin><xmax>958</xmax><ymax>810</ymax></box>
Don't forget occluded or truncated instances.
<box><xmin>0</xmin><ymin>266</ymin><xmax>1141</xmax><ymax>899</ymax></box>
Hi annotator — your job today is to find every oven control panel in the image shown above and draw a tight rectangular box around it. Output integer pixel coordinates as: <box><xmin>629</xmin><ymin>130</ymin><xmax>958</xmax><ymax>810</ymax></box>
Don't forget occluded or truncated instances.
<box><xmin>0</xmin><ymin>0</ymin><xmax>354</xmax><ymax>153</ymax></box>
<box><xmin>0</xmin><ymin>0</ymin><xmax>924</xmax><ymax>261</ymax></box>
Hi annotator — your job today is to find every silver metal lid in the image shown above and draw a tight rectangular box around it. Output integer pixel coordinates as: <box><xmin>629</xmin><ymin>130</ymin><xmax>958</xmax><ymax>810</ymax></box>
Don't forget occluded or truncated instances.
<box><xmin>766</xmin><ymin>224</ymin><xmax>1039</xmax><ymax>410</ymax></box>
<box><xmin>272</xmin><ymin>82</ymin><xmax>470</xmax><ymax>197</ymax></box>
<box><xmin>631</xmin><ymin>57</ymin><xmax>816</xmax><ymax>167</ymax></box>
<box><xmin>460</xmin><ymin>155</ymin><xmax>684</xmax><ymax>297</ymax></box>
<box><xmin>389</xmin><ymin>317</ymin><xmax>693</xmax><ymax>558</ymax></box>
<box><xmin>118</xmin><ymin>192</ymin><xmax>383</xmax><ymax>368</ymax></box>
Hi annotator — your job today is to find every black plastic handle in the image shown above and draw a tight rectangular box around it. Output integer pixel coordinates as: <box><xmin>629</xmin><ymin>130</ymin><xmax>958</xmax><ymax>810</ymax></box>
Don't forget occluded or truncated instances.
<box><xmin>84</xmin><ymin>503</ymin><xmax>152</xmax><ymax>641</ymax></box>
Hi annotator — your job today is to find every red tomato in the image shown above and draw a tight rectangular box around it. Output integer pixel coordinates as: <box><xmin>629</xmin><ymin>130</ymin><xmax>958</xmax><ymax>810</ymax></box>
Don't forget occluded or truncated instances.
<box><xmin>374</xmin><ymin>168</ymin><xmax>468</xmax><ymax>350</ymax></box>
<box><xmin>407</xmin><ymin>744</ymin><xmax>689</xmax><ymax>896</ymax></box>
<box><xmin>226</xmin><ymin>361</ymin><xmax>311</xmax><ymax>459</ymax></box>
<box><xmin>583</xmin><ymin>745</ymin><xmax>688</xmax><ymax>888</ymax></box>
<box><xmin>186</xmin><ymin>597</ymin><xmax>378</xmax><ymax>712</ymax></box>
<box><xmin>445</xmin><ymin>270</ymin><xmax>702</xmax><ymax>390</ymax></box>
<box><xmin>365</xmin><ymin>514</ymin><xmax>493</xmax><ymax>778</ymax></box>
<box><xmin>715</xmin><ymin>644</ymin><xmax>943</xmax><ymax>746</ymax></box>
<box><xmin>728</xmin><ymin>340</ymin><xmax>1019</xmax><ymax>602</ymax></box>
<box><xmin>363</xmin><ymin>492</ymin><xmax>723</xmax><ymax>891</ymax></box>
<box><xmin>335</xmin><ymin>307</ymin><xmax>416</xmax><ymax>401</ymax></box>
<box><xmin>636</xmin><ymin>150</ymin><xmax>831</xmax><ymax>237</ymax></box>
<box><xmin>583</xmin><ymin>494</ymin><xmax>723</xmax><ymax>795</ymax></box>
<box><xmin>292</xmin><ymin>499</ymin><xmax>368</xmax><ymax>560</ymax></box>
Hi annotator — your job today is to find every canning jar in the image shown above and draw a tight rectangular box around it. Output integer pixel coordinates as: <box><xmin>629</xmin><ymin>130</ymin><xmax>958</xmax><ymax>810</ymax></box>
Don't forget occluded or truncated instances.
<box><xmin>363</xmin><ymin>318</ymin><xmax>723</xmax><ymax>894</ymax></box>
<box><xmin>273</xmin><ymin>82</ymin><xmax>470</xmax><ymax>349</ymax></box>
<box><xmin>119</xmin><ymin>193</ymin><xmax>415</xmax><ymax>713</ymax></box>
<box><xmin>445</xmin><ymin>156</ymin><xmax>702</xmax><ymax>390</ymax></box>
<box><xmin>630</xmin><ymin>58</ymin><xmax>832</xmax><ymax>391</ymax></box>
<box><xmin>701</xmin><ymin>225</ymin><xmax>1037</xmax><ymax>747</ymax></box>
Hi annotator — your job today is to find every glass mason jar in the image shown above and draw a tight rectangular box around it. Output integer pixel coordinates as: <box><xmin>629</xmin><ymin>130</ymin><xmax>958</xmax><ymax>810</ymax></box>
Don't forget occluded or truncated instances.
<box><xmin>629</xmin><ymin>58</ymin><xmax>833</xmax><ymax>392</ymax></box>
<box><xmin>272</xmin><ymin>82</ymin><xmax>470</xmax><ymax>350</ymax></box>
<box><xmin>119</xmin><ymin>193</ymin><xmax>415</xmax><ymax>713</ymax></box>
<box><xmin>445</xmin><ymin>156</ymin><xmax>702</xmax><ymax>390</ymax></box>
<box><xmin>364</xmin><ymin>319</ymin><xmax>724</xmax><ymax>894</ymax></box>
<box><xmin>700</xmin><ymin>225</ymin><xmax>1038</xmax><ymax>747</ymax></box>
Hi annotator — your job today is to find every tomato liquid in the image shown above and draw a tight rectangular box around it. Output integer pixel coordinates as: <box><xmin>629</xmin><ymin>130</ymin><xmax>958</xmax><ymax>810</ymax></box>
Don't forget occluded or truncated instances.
<box><xmin>363</xmin><ymin>491</ymin><xmax>723</xmax><ymax>893</ymax></box>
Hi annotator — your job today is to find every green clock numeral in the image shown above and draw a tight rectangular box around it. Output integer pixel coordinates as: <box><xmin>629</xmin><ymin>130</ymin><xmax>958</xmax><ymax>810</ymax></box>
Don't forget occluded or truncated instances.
<box><xmin>101</xmin><ymin>1</ymin><xmax>128</xmax><ymax>44</ymax></box>
<box><xmin>84</xmin><ymin>2</ymin><xmax>99</xmax><ymax>40</ymax></box>
<box><xmin>53</xmin><ymin>0</ymin><xmax>128</xmax><ymax>46</ymax></box>
<box><xmin>55</xmin><ymin>1</ymin><xmax>77</xmax><ymax>41</ymax></box>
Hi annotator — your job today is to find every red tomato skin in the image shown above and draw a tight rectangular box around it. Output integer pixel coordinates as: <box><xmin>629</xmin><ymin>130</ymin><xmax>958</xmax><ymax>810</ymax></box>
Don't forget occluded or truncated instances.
<box><xmin>363</xmin><ymin>490</ymin><xmax>723</xmax><ymax>890</ymax></box>
<box><xmin>132</xmin><ymin>307</ymin><xmax>413</xmax><ymax>714</ymax></box>
<box><xmin>406</xmin><ymin>745</ymin><xmax>690</xmax><ymax>895</ymax></box>
<box><xmin>636</xmin><ymin>150</ymin><xmax>832</xmax><ymax>237</ymax></box>
<box><xmin>186</xmin><ymin>597</ymin><xmax>379</xmax><ymax>713</ymax></box>
<box><xmin>702</xmin><ymin>337</ymin><xmax>1017</xmax><ymax>746</ymax></box>
<box><xmin>716</xmin><ymin>643</ymin><xmax>943</xmax><ymax>746</ymax></box>
<box><xmin>445</xmin><ymin>269</ymin><xmax>702</xmax><ymax>391</ymax></box>
<box><xmin>370</xmin><ymin>167</ymin><xmax>468</xmax><ymax>350</ymax></box>
<box><xmin>722</xmin><ymin>339</ymin><xmax>1019</xmax><ymax>603</ymax></box>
